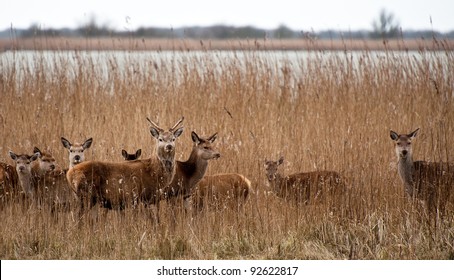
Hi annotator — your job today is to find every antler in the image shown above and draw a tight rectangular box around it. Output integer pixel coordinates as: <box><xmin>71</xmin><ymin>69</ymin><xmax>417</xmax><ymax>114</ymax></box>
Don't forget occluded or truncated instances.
<box><xmin>146</xmin><ymin>117</ymin><xmax>164</xmax><ymax>132</ymax></box>
<box><xmin>170</xmin><ymin>116</ymin><xmax>184</xmax><ymax>131</ymax></box>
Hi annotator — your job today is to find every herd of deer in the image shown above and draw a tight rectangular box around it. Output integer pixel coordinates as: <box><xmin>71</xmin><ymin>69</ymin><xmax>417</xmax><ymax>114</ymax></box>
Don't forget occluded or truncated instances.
<box><xmin>1</xmin><ymin>118</ymin><xmax>453</xmax><ymax>221</ymax></box>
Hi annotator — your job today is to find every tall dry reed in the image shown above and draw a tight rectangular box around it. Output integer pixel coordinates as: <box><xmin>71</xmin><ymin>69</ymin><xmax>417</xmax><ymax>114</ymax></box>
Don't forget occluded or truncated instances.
<box><xmin>0</xmin><ymin>40</ymin><xmax>453</xmax><ymax>259</ymax></box>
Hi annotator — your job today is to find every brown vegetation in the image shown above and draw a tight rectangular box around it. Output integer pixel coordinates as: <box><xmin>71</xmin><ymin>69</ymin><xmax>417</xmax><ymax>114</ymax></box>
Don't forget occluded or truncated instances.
<box><xmin>1</xmin><ymin>37</ymin><xmax>454</xmax><ymax>52</ymax></box>
<box><xmin>0</xmin><ymin>40</ymin><xmax>453</xmax><ymax>259</ymax></box>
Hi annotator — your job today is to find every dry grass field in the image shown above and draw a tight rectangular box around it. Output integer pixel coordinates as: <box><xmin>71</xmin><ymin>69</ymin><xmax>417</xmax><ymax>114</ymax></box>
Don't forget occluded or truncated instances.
<box><xmin>0</xmin><ymin>38</ymin><xmax>453</xmax><ymax>260</ymax></box>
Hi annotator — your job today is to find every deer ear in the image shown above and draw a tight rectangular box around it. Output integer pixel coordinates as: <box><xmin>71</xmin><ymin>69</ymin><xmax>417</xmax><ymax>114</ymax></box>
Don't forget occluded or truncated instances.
<box><xmin>390</xmin><ymin>130</ymin><xmax>399</xmax><ymax>141</ymax></box>
<box><xmin>174</xmin><ymin>127</ymin><xmax>184</xmax><ymax>138</ymax></box>
<box><xmin>121</xmin><ymin>149</ymin><xmax>128</xmax><ymax>159</ymax></box>
<box><xmin>83</xmin><ymin>138</ymin><xmax>93</xmax><ymax>149</ymax></box>
<box><xmin>136</xmin><ymin>149</ymin><xmax>142</xmax><ymax>158</ymax></box>
<box><xmin>61</xmin><ymin>137</ymin><xmax>72</xmax><ymax>149</ymax></box>
<box><xmin>191</xmin><ymin>131</ymin><xmax>200</xmax><ymax>143</ymax></box>
<box><xmin>33</xmin><ymin>147</ymin><xmax>42</xmax><ymax>155</ymax></box>
<box><xmin>208</xmin><ymin>133</ymin><xmax>218</xmax><ymax>143</ymax></box>
<box><xmin>278</xmin><ymin>156</ymin><xmax>284</xmax><ymax>165</ymax></box>
<box><xmin>31</xmin><ymin>152</ymin><xmax>40</xmax><ymax>162</ymax></box>
<box><xmin>9</xmin><ymin>151</ymin><xmax>17</xmax><ymax>160</ymax></box>
<box><xmin>150</xmin><ymin>127</ymin><xmax>160</xmax><ymax>139</ymax></box>
<box><xmin>409</xmin><ymin>128</ymin><xmax>419</xmax><ymax>139</ymax></box>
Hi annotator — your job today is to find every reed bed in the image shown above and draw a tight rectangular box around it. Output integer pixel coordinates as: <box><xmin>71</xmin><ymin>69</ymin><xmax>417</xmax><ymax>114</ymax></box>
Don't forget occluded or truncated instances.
<box><xmin>0</xmin><ymin>41</ymin><xmax>453</xmax><ymax>259</ymax></box>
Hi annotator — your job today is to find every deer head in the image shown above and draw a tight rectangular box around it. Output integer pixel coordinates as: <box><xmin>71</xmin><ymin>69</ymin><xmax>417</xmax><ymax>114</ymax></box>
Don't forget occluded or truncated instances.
<box><xmin>147</xmin><ymin>116</ymin><xmax>184</xmax><ymax>169</ymax></box>
<box><xmin>61</xmin><ymin>137</ymin><xmax>93</xmax><ymax>168</ymax></box>
<box><xmin>390</xmin><ymin>128</ymin><xmax>419</xmax><ymax>160</ymax></box>
<box><xmin>264</xmin><ymin>156</ymin><xmax>284</xmax><ymax>182</ymax></box>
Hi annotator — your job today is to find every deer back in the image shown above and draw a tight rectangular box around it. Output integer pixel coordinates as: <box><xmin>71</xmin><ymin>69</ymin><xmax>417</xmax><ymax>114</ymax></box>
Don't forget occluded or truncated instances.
<box><xmin>192</xmin><ymin>173</ymin><xmax>251</xmax><ymax>210</ymax></box>
<box><xmin>67</xmin><ymin>157</ymin><xmax>171</xmax><ymax>208</ymax></box>
<box><xmin>0</xmin><ymin>162</ymin><xmax>19</xmax><ymax>200</ymax></box>
<box><xmin>278</xmin><ymin>171</ymin><xmax>345</xmax><ymax>203</ymax></box>
<box><xmin>413</xmin><ymin>161</ymin><xmax>454</xmax><ymax>212</ymax></box>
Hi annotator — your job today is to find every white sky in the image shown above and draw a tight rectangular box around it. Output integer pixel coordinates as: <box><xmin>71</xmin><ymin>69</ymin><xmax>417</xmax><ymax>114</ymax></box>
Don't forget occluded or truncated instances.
<box><xmin>1</xmin><ymin>0</ymin><xmax>453</xmax><ymax>32</ymax></box>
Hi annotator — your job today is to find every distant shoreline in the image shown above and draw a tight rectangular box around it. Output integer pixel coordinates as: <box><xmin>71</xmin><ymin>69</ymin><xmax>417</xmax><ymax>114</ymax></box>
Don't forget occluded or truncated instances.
<box><xmin>1</xmin><ymin>37</ymin><xmax>453</xmax><ymax>51</ymax></box>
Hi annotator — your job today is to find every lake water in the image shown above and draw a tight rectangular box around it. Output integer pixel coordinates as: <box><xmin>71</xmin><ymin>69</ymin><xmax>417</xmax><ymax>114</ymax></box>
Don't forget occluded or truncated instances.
<box><xmin>0</xmin><ymin>49</ymin><xmax>450</xmax><ymax>82</ymax></box>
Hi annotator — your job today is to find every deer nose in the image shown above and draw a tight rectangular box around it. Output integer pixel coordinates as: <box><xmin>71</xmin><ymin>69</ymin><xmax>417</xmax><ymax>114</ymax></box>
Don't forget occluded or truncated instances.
<box><xmin>165</xmin><ymin>144</ymin><xmax>173</xmax><ymax>151</ymax></box>
<box><xmin>214</xmin><ymin>152</ymin><xmax>221</xmax><ymax>159</ymax></box>
<box><xmin>74</xmin><ymin>155</ymin><xmax>80</xmax><ymax>161</ymax></box>
<box><xmin>402</xmin><ymin>150</ymin><xmax>408</xmax><ymax>156</ymax></box>
<box><xmin>50</xmin><ymin>164</ymin><xmax>55</xmax><ymax>170</ymax></box>
<box><xmin>19</xmin><ymin>166</ymin><xmax>25</xmax><ymax>172</ymax></box>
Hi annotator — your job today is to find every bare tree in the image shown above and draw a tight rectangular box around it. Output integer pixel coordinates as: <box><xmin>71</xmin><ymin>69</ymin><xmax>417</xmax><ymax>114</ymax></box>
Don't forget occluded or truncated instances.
<box><xmin>370</xmin><ymin>9</ymin><xmax>400</xmax><ymax>39</ymax></box>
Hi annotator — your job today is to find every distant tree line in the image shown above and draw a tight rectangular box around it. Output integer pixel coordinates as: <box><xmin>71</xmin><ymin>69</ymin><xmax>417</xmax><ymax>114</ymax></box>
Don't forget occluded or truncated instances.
<box><xmin>2</xmin><ymin>10</ymin><xmax>453</xmax><ymax>40</ymax></box>
<box><xmin>3</xmin><ymin>24</ymin><xmax>453</xmax><ymax>40</ymax></box>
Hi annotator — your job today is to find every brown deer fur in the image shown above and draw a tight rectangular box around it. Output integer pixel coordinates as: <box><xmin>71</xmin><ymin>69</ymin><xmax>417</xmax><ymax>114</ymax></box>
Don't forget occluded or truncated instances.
<box><xmin>0</xmin><ymin>161</ymin><xmax>19</xmax><ymax>202</ymax></box>
<box><xmin>163</xmin><ymin>131</ymin><xmax>220</xmax><ymax>201</ymax></box>
<box><xmin>66</xmin><ymin>117</ymin><xmax>184</xmax><ymax>212</ymax></box>
<box><xmin>264</xmin><ymin>156</ymin><xmax>346</xmax><ymax>204</ymax></box>
<box><xmin>390</xmin><ymin>128</ymin><xmax>454</xmax><ymax>213</ymax></box>
<box><xmin>191</xmin><ymin>173</ymin><xmax>252</xmax><ymax>211</ymax></box>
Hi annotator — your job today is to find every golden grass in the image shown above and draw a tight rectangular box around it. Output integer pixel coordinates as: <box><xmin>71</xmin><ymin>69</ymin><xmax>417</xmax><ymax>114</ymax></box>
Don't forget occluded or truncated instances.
<box><xmin>0</xmin><ymin>39</ymin><xmax>453</xmax><ymax>259</ymax></box>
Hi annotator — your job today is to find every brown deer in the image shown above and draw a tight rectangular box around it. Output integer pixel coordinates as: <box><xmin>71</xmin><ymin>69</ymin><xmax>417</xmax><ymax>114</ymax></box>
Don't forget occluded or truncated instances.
<box><xmin>191</xmin><ymin>173</ymin><xmax>252</xmax><ymax>211</ymax></box>
<box><xmin>66</xmin><ymin>117</ymin><xmax>184</xmax><ymax>213</ymax></box>
<box><xmin>32</xmin><ymin>147</ymin><xmax>57</xmax><ymax>176</ymax></box>
<box><xmin>9</xmin><ymin>149</ymin><xmax>75</xmax><ymax>210</ymax></box>
<box><xmin>163</xmin><ymin>131</ymin><xmax>220</xmax><ymax>203</ymax></box>
<box><xmin>9</xmin><ymin>151</ymin><xmax>40</xmax><ymax>199</ymax></box>
<box><xmin>121</xmin><ymin>149</ymin><xmax>142</xmax><ymax>161</ymax></box>
<box><xmin>264</xmin><ymin>156</ymin><xmax>346</xmax><ymax>204</ymax></box>
<box><xmin>390</xmin><ymin>128</ymin><xmax>454</xmax><ymax>213</ymax></box>
<box><xmin>0</xmin><ymin>161</ymin><xmax>19</xmax><ymax>202</ymax></box>
<box><xmin>61</xmin><ymin>137</ymin><xmax>93</xmax><ymax>168</ymax></box>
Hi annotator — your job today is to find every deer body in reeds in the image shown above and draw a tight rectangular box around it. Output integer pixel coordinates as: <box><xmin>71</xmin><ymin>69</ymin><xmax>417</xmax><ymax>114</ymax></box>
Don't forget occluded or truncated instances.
<box><xmin>191</xmin><ymin>173</ymin><xmax>252</xmax><ymax>211</ymax></box>
<box><xmin>10</xmin><ymin>149</ymin><xmax>75</xmax><ymax>210</ymax></box>
<box><xmin>32</xmin><ymin>147</ymin><xmax>57</xmax><ymax>176</ymax></box>
<box><xmin>163</xmin><ymin>131</ymin><xmax>220</xmax><ymax>202</ymax></box>
<box><xmin>390</xmin><ymin>128</ymin><xmax>454</xmax><ymax>213</ymax></box>
<box><xmin>9</xmin><ymin>151</ymin><xmax>40</xmax><ymax>199</ymax></box>
<box><xmin>0</xmin><ymin>161</ymin><xmax>19</xmax><ymax>202</ymax></box>
<box><xmin>61</xmin><ymin>137</ymin><xmax>93</xmax><ymax>168</ymax></box>
<box><xmin>122</xmin><ymin>149</ymin><xmax>142</xmax><ymax>161</ymax></box>
<box><xmin>264</xmin><ymin>156</ymin><xmax>345</xmax><ymax>204</ymax></box>
<box><xmin>66</xmin><ymin>117</ymin><xmax>184</xmax><ymax>212</ymax></box>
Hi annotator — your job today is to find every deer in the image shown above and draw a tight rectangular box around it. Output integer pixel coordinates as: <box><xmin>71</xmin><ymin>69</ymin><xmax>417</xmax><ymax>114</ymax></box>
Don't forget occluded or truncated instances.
<box><xmin>264</xmin><ymin>156</ymin><xmax>346</xmax><ymax>205</ymax></box>
<box><xmin>121</xmin><ymin>149</ymin><xmax>142</xmax><ymax>161</ymax></box>
<box><xmin>0</xmin><ymin>161</ymin><xmax>19</xmax><ymax>203</ymax></box>
<box><xmin>9</xmin><ymin>151</ymin><xmax>40</xmax><ymax>200</ymax></box>
<box><xmin>66</xmin><ymin>117</ymin><xmax>184</xmax><ymax>216</ymax></box>
<box><xmin>390</xmin><ymin>128</ymin><xmax>454</xmax><ymax>214</ymax></box>
<box><xmin>9</xmin><ymin>149</ymin><xmax>75</xmax><ymax>211</ymax></box>
<box><xmin>32</xmin><ymin>147</ymin><xmax>57</xmax><ymax>177</ymax></box>
<box><xmin>162</xmin><ymin>131</ymin><xmax>220</xmax><ymax>209</ymax></box>
<box><xmin>61</xmin><ymin>137</ymin><xmax>93</xmax><ymax>169</ymax></box>
<box><xmin>190</xmin><ymin>173</ymin><xmax>252</xmax><ymax>212</ymax></box>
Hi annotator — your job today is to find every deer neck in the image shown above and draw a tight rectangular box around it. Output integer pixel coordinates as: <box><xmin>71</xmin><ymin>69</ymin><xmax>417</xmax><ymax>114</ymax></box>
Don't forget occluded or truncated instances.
<box><xmin>17</xmin><ymin>171</ymin><xmax>35</xmax><ymax>196</ymax></box>
<box><xmin>185</xmin><ymin>148</ymin><xmax>209</xmax><ymax>187</ymax></box>
<box><xmin>168</xmin><ymin>148</ymin><xmax>209</xmax><ymax>198</ymax></box>
<box><xmin>397</xmin><ymin>155</ymin><xmax>415</xmax><ymax>197</ymax></box>
<box><xmin>268</xmin><ymin>172</ymin><xmax>284</xmax><ymax>193</ymax></box>
<box><xmin>31</xmin><ymin>163</ymin><xmax>45</xmax><ymax>178</ymax></box>
<box><xmin>157</xmin><ymin>149</ymin><xmax>175</xmax><ymax>174</ymax></box>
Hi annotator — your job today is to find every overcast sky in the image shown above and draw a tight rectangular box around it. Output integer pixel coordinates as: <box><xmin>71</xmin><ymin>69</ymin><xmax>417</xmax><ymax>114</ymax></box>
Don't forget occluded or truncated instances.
<box><xmin>1</xmin><ymin>0</ymin><xmax>453</xmax><ymax>32</ymax></box>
